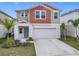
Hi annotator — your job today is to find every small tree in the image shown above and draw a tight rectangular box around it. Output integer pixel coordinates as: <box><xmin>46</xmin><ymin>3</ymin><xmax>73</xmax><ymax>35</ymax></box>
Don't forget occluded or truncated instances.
<box><xmin>2</xmin><ymin>18</ymin><xmax>15</xmax><ymax>47</ymax></box>
<box><xmin>67</xmin><ymin>19</ymin><xmax>79</xmax><ymax>40</ymax></box>
<box><xmin>60</xmin><ymin>23</ymin><xmax>67</xmax><ymax>40</ymax></box>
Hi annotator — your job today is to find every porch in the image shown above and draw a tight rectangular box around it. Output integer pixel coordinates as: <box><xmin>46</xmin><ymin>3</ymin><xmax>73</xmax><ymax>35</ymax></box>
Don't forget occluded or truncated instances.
<box><xmin>14</xmin><ymin>23</ymin><xmax>32</xmax><ymax>43</ymax></box>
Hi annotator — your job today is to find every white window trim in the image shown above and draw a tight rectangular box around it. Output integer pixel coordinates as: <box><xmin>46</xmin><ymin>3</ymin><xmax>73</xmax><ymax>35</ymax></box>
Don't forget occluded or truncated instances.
<box><xmin>35</xmin><ymin>10</ymin><xmax>46</xmax><ymax>20</ymax></box>
<box><xmin>24</xmin><ymin>12</ymin><xmax>26</xmax><ymax>17</ymax></box>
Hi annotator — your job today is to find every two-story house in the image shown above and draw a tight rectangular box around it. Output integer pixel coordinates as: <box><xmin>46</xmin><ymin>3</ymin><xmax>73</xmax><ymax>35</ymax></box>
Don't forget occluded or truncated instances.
<box><xmin>14</xmin><ymin>3</ymin><xmax>60</xmax><ymax>42</ymax></box>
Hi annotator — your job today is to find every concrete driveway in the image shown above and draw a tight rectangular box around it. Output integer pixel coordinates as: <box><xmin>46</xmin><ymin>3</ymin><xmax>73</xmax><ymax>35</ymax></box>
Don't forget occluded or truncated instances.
<box><xmin>34</xmin><ymin>39</ymin><xmax>79</xmax><ymax>56</ymax></box>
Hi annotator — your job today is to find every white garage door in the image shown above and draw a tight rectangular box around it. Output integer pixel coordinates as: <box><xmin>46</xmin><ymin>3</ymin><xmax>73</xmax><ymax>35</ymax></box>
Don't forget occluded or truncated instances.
<box><xmin>33</xmin><ymin>28</ymin><xmax>59</xmax><ymax>39</ymax></box>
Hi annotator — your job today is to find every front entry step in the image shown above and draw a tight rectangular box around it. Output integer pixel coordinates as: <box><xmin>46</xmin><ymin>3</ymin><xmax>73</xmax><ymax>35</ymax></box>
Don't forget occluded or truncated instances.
<box><xmin>20</xmin><ymin>38</ymin><xmax>29</xmax><ymax>43</ymax></box>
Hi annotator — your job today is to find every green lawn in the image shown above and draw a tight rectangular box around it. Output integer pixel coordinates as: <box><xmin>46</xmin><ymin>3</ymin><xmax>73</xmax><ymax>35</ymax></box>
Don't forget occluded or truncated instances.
<box><xmin>0</xmin><ymin>37</ymin><xmax>36</xmax><ymax>56</ymax></box>
<box><xmin>60</xmin><ymin>36</ymin><xmax>79</xmax><ymax>50</ymax></box>
<box><xmin>0</xmin><ymin>43</ymin><xmax>36</xmax><ymax>56</ymax></box>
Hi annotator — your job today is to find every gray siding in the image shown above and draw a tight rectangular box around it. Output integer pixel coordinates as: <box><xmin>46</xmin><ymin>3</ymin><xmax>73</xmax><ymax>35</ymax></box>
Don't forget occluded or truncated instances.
<box><xmin>52</xmin><ymin>19</ymin><xmax>60</xmax><ymax>24</ymax></box>
<box><xmin>52</xmin><ymin>10</ymin><xmax>60</xmax><ymax>24</ymax></box>
<box><xmin>16</xmin><ymin>11</ymin><xmax>28</xmax><ymax>21</ymax></box>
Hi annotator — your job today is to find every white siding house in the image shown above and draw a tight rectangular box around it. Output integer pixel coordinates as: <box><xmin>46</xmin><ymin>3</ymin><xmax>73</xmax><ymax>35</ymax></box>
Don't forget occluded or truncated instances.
<box><xmin>61</xmin><ymin>9</ymin><xmax>79</xmax><ymax>37</ymax></box>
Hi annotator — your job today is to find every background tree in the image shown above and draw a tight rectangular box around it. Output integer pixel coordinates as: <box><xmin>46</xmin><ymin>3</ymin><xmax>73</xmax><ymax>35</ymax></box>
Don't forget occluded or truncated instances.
<box><xmin>60</xmin><ymin>23</ymin><xmax>67</xmax><ymax>40</ymax></box>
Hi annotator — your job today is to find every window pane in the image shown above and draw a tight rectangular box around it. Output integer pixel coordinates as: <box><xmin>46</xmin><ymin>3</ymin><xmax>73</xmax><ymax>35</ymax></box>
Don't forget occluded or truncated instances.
<box><xmin>25</xmin><ymin>13</ymin><xmax>27</xmax><ymax>16</ymax></box>
<box><xmin>21</xmin><ymin>12</ymin><xmax>27</xmax><ymax>17</ymax></box>
<box><xmin>54</xmin><ymin>12</ymin><xmax>58</xmax><ymax>19</ymax></box>
<box><xmin>36</xmin><ymin>11</ymin><xmax>40</xmax><ymax>18</ymax></box>
<box><xmin>21</xmin><ymin>13</ymin><xmax>24</xmax><ymax>16</ymax></box>
<box><xmin>41</xmin><ymin>11</ymin><xmax>45</xmax><ymax>18</ymax></box>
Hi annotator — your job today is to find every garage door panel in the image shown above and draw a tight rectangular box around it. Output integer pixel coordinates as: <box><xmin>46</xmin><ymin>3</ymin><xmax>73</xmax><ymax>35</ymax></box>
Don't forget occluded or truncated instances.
<box><xmin>33</xmin><ymin>28</ymin><xmax>59</xmax><ymax>39</ymax></box>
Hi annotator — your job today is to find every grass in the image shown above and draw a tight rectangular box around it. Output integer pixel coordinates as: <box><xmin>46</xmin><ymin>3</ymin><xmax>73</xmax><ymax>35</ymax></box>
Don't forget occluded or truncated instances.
<box><xmin>0</xmin><ymin>37</ymin><xmax>36</xmax><ymax>56</ymax></box>
<box><xmin>60</xmin><ymin>36</ymin><xmax>79</xmax><ymax>50</ymax></box>
<box><xmin>0</xmin><ymin>43</ymin><xmax>36</xmax><ymax>56</ymax></box>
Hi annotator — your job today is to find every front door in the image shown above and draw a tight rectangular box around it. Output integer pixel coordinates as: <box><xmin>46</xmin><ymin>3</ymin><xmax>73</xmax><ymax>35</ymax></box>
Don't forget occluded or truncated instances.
<box><xmin>19</xmin><ymin>27</ymin><xmax>24</xmax><ymax>39</ymax></box>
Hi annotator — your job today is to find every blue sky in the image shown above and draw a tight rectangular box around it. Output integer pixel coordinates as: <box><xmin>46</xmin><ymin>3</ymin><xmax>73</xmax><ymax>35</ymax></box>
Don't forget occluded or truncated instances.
<box><xmin>0</xmin><ymin>2</ymin><xmax>79</xmax><ymax>18</ymax></box>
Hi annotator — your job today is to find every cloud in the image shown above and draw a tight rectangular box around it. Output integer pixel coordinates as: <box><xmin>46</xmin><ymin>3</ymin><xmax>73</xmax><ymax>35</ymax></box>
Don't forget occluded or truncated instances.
<box><xmin>14</xmin><ymin>2</ymin><xmax>19</xmax><ymax>5</ymax></box>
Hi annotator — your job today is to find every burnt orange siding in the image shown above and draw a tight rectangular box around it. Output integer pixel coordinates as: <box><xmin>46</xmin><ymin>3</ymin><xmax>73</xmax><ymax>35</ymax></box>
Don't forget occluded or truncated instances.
<box><xmin>29</xmin><ymin>5</ymin><xmax>51</xmax><ymax>24</ymax></box>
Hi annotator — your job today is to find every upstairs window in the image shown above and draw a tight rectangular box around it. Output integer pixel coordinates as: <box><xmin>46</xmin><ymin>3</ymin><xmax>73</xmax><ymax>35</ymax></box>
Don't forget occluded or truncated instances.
<box><xmin>36</xmin><ymin>11</ymin><xmax>40</xmax><ymax>18</ymax></box>
<box><xmin>21</xmin><ymin>12</ymin><xmax>27</xmax><ymax>17</ymax></box>
<box><xmin>25</xmin><ymin>13</ymin><xmax>27</xmax><ymax>16</ymax></box>
<box><xmin>54</xmin><ymin>12</ymin><xmax>58</xmax><ymax>19</ymax></box>
<box><xmin>35</xmin><ymin>10</ymin><xmax>46</xmax><ymax>19</ymax></box>
<box><xmin>41</xmin><ymin>11</ymin><xmax>45</xmax><ymax>18</ymax></box>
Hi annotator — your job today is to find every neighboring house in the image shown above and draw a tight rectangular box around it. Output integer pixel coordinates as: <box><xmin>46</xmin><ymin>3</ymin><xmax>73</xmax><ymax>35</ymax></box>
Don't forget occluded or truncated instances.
<box><xmin>14</xmin><ymin>3</ymin><xmax>60</xmax><ymax>42</ymax></box>
<box><xmin>0</xmin><ymin>11</ymin><xmax>16</xmax><ymax>38</ymax></box>
<box><xmin>61</xmin><ymin>9</ymin><xmax>79</xmax><ymax>37</ymax></box>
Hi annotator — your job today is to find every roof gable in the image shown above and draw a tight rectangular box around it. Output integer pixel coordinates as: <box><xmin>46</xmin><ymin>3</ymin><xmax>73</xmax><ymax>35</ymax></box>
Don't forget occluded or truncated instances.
<box><xmin>42</xmin><ymin>3</ymin><xmax>59</xmax><ymax>10</ymax></box>
<box><xmin>16</xmin><ymin>3</ymin><xmax>60</xmax><ymax>13</ymax></box>
<box><xmin>29</xmin><ymin>3</ymin><xmax>59</xmax><ymax>11</ymax></box>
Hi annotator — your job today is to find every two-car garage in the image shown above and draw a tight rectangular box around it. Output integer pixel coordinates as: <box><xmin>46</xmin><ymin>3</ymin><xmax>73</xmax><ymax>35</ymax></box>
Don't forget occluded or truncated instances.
<box><xmin>32</xmin><ymin>24</ymin><xmax>60</xmax><ymax>39</ymax></box>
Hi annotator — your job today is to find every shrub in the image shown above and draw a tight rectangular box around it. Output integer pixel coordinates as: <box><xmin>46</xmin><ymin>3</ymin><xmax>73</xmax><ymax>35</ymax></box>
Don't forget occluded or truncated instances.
<box><xmin>6</xmin><ymin>37</ymin><xmax>15</xmax><ymax>47</ymax></box>
<box><xmin>15</xmin><ymin>40</ymin><xmax>20</xmax><ymax>47</ymax></box>
<box><xmin>2</xmin><ymin>37</ymin><xmax>15</xmax><ymax>48</ymax></box>
<box><xmin>27</xmin><ymin>37</ymin><xmax>33</xmax><ymax>41</ymax></box>
<box><xmin>2</xmin><ymin>43</ymin><xmax>10</xmax><ymax>48</ymax></box>
<box><xmin>20</xmin><ymin>43</ymin><xmax>27</xmax><ymax>47</ymax></box>
<box><xmin>0</xmin><ymin>38</ymin><xmax>6</xmax><ymax>44</ymax></box>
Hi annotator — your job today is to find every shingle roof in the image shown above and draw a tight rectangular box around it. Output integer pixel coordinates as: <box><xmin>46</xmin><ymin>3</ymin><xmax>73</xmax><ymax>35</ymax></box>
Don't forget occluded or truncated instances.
<box><xmin>0</xmin><ymin>11</ymin><xmax>16</xmax><ymax>20</ymax></box>
<box><xmin>61</xmin><ymin>9</ymin><xmax>79</xmax><ymax>17</ymax></box>
<box><xmin>16</xmin><ymin>9</ymin><xmax>29</xmax><ymax>12</ymax></box>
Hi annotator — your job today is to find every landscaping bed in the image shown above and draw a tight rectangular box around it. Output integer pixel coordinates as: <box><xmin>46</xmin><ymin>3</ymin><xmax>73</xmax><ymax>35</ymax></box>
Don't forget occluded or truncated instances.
<box><xmin>0</xmin><ymin>37</ymin><xmax>36</xmax><ymax>56</ymax></box>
